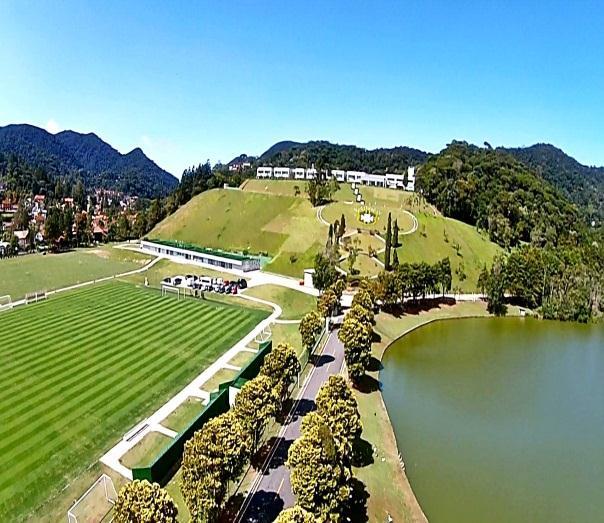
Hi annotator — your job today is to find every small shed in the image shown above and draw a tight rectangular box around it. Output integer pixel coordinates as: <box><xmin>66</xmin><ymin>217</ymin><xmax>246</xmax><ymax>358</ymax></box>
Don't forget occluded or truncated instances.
<box><xmin>303</xmin><ymin>268</ymin><xmax>315</xmax><ymax>289</ymax></box>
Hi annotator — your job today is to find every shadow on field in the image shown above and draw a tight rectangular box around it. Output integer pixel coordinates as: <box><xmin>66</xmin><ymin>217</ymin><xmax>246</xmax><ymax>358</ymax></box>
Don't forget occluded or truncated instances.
<box><xmin>346</xmin><ymin>477</ymin><xmax>369</xmax><ymax>523</ymax></box>
<box><xmin>355</xmin><ymin>374</ymin><xmax>381</xmax><ymax>393</ymax></box>
<box><xmin>352</xmin><ymin>437</ymin><xmax>375</xmax><ymax>468</ymax></box>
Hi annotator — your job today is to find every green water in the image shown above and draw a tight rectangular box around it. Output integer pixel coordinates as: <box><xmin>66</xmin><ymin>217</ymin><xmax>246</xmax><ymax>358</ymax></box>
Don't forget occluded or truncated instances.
<box><xmin>380</xmin><ymin>318</ymin><xmax>604</xmax><ymax>523</ymax></box>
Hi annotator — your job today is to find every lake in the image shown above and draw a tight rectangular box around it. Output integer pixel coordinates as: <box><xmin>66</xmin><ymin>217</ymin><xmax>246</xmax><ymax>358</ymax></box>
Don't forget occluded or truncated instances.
<box><xmin>380</xmin><ymin>317</ymin><xmax>604</xmax><ymax>523</ymax></box>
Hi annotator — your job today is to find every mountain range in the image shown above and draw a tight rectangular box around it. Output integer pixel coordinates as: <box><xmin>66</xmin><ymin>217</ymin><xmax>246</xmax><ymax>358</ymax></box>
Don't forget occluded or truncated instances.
<box><xmin>0</xmin><ymin>124</ymin><xmax>178</xmax><ymax>198</ymax></box>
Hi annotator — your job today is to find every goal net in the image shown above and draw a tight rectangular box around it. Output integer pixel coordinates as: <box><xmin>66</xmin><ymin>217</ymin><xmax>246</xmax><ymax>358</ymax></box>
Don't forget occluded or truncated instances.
<box><xmin>67</xmin><ymin>474</ymin><xmax>118</xmax><ymax>523</ymax></box>
<box><xmin>161</xmin><ymin>285</ymin><xmax>183</xmax><ymax>300</ymax></box>
<box><xmin>0</xmin><ymin>295</ymin><xmax>12</xmax><ymax>313</ymax></box>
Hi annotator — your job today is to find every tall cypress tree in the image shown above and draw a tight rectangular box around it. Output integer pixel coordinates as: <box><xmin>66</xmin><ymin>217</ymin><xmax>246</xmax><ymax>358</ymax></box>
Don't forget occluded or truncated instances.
<box><xmin>392</xmin><ymin>249</ymin><xmax>399</xmax><ymax>268</ymax></box>
<box><xmin>384</xmin><ymin>212</ymin><xmax>392</xmax><ymax>270</ymax></box>
<box><xmin>339</xmin><ymin>214</ymin><xmax>346</xmax><ymax>239</ymax></box>
<box><xmin>393</xmin><ymin>219</ymin><xmax>399</xmax><ymax>247</ymax></box>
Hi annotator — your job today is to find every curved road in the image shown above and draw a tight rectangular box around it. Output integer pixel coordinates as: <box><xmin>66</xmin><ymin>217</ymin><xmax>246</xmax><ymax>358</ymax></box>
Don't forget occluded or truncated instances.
<box><xmin>235</xmin><ymin>331</ymin><xmax>345</xmax><ymax>522</ymax></box>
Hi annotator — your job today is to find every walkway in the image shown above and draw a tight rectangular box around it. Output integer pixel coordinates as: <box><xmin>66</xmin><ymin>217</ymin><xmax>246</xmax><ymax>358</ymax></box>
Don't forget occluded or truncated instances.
<box><xmin>235</xmin><ymin>331</ymin><xmax>346</xmax><ymax>522</ymax></box>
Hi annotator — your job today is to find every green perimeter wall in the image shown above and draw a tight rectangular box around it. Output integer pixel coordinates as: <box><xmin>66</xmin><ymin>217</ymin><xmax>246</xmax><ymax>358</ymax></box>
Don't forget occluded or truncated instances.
<box><xmin>132</xmin><ymin>340</ymin><xmax>272</xmax><ymax>484</ymax></box>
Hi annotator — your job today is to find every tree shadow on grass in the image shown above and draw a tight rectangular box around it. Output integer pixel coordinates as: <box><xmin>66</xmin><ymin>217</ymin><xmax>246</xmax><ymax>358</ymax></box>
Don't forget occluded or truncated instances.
<box><xmin>352</xmin><ymin>437</ymin><xmax>374</xmax><ymax>468</ymax></box>
<box><xmin>366</xmin><ymin>355</ymin><xmax>383</xmax><ymax>372</ymax></box>
<box><xmin>355</xmin><ymin>374</ymin><xmax>381</xmax><ymax>393</ymax></box>
<box><xmin>346</xmin><ymin>477</ymin><xmax>369</xmax><ymax>523</ymax></box>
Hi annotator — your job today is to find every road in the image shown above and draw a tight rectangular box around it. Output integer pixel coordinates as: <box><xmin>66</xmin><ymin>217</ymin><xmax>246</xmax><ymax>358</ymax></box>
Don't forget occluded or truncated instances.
<box><xmin>235</xmin><ymin>330</ymin><xmax>345</xmax><ymax>522</ymax></box>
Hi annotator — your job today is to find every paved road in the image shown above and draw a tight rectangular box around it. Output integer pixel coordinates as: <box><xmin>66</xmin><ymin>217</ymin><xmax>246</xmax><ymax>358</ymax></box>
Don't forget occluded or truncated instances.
<box><xmin>235</xmin><ymin>330</ymin><xmax>345</xmax><ymax>522</ymax></box>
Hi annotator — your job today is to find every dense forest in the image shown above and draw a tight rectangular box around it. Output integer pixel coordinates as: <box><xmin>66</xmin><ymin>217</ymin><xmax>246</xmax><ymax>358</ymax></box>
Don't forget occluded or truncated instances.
<box><xmin>0</xmin><ymin>124</ymin><xmax>178</xmax><ymax>197</ymax></box>
<box><xmin>417</xmin><ymin>141</ymin><xmax>584</xmax><ymax>249</ymax></box>
<box><xmin>500</xmin><ymin>143</ymin><xmax>604</xmax><ymax>223</ymax></box>
<box><xmin>258</xmin><ymin>140</ymin><xmax>428</xmax><ymax>174</ymax></box>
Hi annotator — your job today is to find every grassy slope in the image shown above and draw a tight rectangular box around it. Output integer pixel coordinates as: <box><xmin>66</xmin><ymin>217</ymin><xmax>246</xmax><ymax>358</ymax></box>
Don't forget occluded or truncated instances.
<box><xmin>151</xmin><ymin>182</ymin><xmax>499</xmax><ymax>288</ymax></box>
<box><xmin>151</xmin><ymin>188</ymin><xmax>326</xmax><ymax>279</ymax></box>
<box><xmin>243</xmin><ymin>284</ymin><xmax>317</xmax><ymax>320</ymax></box>
<box><xmin>0</xmin><ymin>282</ymin><xmax>268</xmax><ymax>522</ymax></box>
<box><xmin>0</xmin><ymin>245</ymin><xmax>151</xmax><ymax>300</ymax></box>
<box><xmin>388</xmin><ymin>212</ymin><xmax>501</xmax><ymax>291</ymax></box>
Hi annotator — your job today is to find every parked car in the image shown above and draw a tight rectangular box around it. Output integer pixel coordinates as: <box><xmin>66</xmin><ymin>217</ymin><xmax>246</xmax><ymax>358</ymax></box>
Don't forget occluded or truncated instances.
<box><xmin>238</xmin><ymin>279</ymin><xmax>247</xmax><ymax>289</ymax></box>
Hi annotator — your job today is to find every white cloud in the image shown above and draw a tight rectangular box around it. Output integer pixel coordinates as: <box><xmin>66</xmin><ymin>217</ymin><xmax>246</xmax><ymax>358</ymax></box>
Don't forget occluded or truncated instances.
<box><xmin>45</xmin><ymin>119</ymin><xmax>61</xmax><ymax>134</ymax></box>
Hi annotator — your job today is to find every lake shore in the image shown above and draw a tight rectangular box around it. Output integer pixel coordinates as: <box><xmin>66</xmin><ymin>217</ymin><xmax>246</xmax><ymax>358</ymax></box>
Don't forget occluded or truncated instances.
<box><xmin>354</xmin><ymin>299</ymin><xmax>521</xmax><ymax>522</ymax></box>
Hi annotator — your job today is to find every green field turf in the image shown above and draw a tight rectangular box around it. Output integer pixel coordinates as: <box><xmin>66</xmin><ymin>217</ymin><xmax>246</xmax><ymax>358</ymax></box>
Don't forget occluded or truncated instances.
<box><xmin>243</xmin><ymin>284</ymin><xmax>317</xmax><ymax>320</ymax></box>
<box><xmin>0</xmin><ymin>282</ymin><xmax>268</xmax><ymax>522</ymax></box>
<box><xmin>0</xmin><ymin>245</ymin><xmax>152</xmax><ymax>300</ymax></box>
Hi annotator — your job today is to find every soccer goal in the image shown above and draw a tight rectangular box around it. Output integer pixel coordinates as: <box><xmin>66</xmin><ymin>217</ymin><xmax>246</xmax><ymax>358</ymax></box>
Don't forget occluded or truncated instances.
<box><xmin>0</xmin><ymin>295</ymin><xmax>13</xmax><ymax>313</ymax></box>
<box><xmin>161</xmin><ymin>284</ymin><xmax>184</xmax><ymax>300</ymax></box>
<box><xmin>67</xmin><ymin>474</ymin><xmax>118</xmax><ymax>523</ymax></box>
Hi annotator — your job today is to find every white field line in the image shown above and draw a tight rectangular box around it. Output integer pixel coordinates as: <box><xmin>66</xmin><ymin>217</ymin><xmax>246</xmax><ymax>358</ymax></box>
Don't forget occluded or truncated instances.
<box><xmin>99</xmin><ymin>292</ymin><xmax>283</xmax><ymax>479</ymax></box>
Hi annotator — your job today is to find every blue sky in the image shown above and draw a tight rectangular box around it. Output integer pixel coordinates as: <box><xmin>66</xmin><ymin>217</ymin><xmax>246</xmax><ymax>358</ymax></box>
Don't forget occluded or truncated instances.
<box><xmin>1</xmin><ymin>1</ymin><xmax>603</xmax><ymax>177</ymax></box>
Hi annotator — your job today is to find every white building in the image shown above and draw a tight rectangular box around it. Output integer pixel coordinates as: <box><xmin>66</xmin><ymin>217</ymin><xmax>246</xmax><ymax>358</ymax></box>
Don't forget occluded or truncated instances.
<box><xmin>273</xmin><ymin>167</ymin><xmax>291</xmax><ymax>179</ymax></box>
<box><xmin>257</xmin><ymin>167</ymin><xmax>273</xmax><ymax>179</ymax></box>
<box><xmin>406</xmin><ymin>166</ymin><xmax>416</xmax><ymax>191</ymax></box>
<box><xmin>255</xmin><ymin>165</ymin><xmax>417</xmax><ymax>191</ymax></box>
<box><xmin>331</xmin><ymin>169</ymin><xmax>346</xmax><ymax>182</ymax></box>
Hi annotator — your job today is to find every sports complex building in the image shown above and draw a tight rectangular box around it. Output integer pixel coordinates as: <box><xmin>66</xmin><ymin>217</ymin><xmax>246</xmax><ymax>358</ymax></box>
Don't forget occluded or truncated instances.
<box><xmin>141</xmin><ymin>239</ymin><xmax>261</xmax><ymax>272</ymax></box>
<box><xmin>256</xmin><ymin>165</ymin><xmax>416</xmax><ymax>191</ymax></box>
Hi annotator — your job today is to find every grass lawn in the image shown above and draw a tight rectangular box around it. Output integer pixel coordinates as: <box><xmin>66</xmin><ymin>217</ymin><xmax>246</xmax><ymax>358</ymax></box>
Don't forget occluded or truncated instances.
<box><xmin>151</xmin><ymin>188</ymin><xmax>327</xmax><ymax>279</ymax></box>
<box><xmin>355</xmin><ymin>301</ymin><xmax>521</xmax><ymax>522</ymax></box>
<box><xmin>227</xmin><ymin>350</ymin><xmax>257</xmax><ymax>368</ymax></box>
<box><xmin>342</xmin><ymin>253</ymin><xmax>383</xmax><ymax>276</ymax></box>
<box><xmin>120</xmin><ymin>432</ymin><xmax>173</xmax><ymax>469</ymax></box>
<box><xmin>322</xmin><ymin>200</ymin><xmax>415</xmax><ymax>234</ymax></box>
<box><xmin>243</xmin><ymin>284</ymin><xmax>316</xmax><ymax>320</ymax></box>
<box><xmin>270</xmin><ymin>322</ymin><xmax>304</xmax><ymax>358</ymax></box>
<box><xmin>199</xmin><ymin>368</ymin><xmax>238</xmax><ymax>393</ymax></box>
<box><xmin>160</xmin><ymin>397</ymin><xmax>206</xmax><ymax>434</ymax></box>
<box><xmin>0</xmin><ymin>245</ymin><xmax>152</xmax><ymax>300</ymax></box>
<box><xmin>382</xmin><ymin>212</ymin><xmax>502</xmax><ymax>291</ymax></box>
<box><xmin>0</xmin><ymin>282</ymin><xmax>268</xmax><ymax>522</ymax></box>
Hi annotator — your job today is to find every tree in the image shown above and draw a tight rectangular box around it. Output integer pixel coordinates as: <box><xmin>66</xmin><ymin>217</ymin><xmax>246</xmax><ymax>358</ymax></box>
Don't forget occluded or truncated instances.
<box><xmin>339</xmin><ymin>213</ymin><xmax>346</xmax><ymax>239</ymax></box>
<box><xmin>117</xmin><ymin>213</ymin><xmax>131</xmax><ymax>240</ymax></box>
<box><xmin>275</xmin><ymin>505</ymin><xmax>318</xmax><ymax>523</ymax></box>
<box><xmin>13</xmin><ymin>203</ymin><xmax>29</xmax><ymax>230</ymax></box>
<box><xmin>234</xmin><ymin>375</ymin><xmax>279</xmax><ymax>448</ymax></box>
<box><xmin>485</xmin><ymin>255</ymin><xmax>508</xmax><ymax>316</ymax></box>
<box><xmin>393</xmin><ymin>219</ymin><xmax>399</xmax><ymax>247</ymax></box>
<box><xmin>317</xmin><ymin>288</ymin><xmax>338</xmax><ymax>318</ymax></box>
<box><xmin>392</xmin><ymin>248</ymin><xmax>399</xmax><ymax>268</ymax></box>
<box><xmin>327</xmin><ymin>223</ymin><xmax>334</xmax><ymax>249</ymax></box>
<box><xmin>299</xmin><ymin>310</ymin><xmax>323</xmax><ymax>350</ymax></box>
<box><xmin>287</xmin><ymin>413</ymin><xmax>350</xmax><ymax>520</ymax></box>
<box><xmin>260</xmin><ymin>343</ymin><xmax>301</xmax><ymax>404</ymax></box>
<box><xmin>313</xmin><ymin>252</ymin><xmax>338</xmax><ymax>291</ymax></box>
<box><xmin>338</xmin><ymin>316</ymin><xmax>372</xmax><ymax>382</ymax></box>
<box><xmin>114</xmin><ymin>480</ymin><xmax>178</xmax><ymax>523</ymax></box>
<box><xmin>316</xmin><ymin>375</ymin><xmax>362</xmax><ymax>464</ymax></box>
<box><xmin>72</xmin><ymin>179</ymin><xmax>86</xmax><ymax>209</ymax></box>
<box><xmin>45</xmin><ymin>207</ymin><xmax>63</xmax><ymax>249</ymax></box>
<box><xmin>347</xmin><ymin>303</ymin><xmax>374</xmax><ymax>326</ymax></box>
<box><xmin>351</xmin><ymin>288</ymin><xmax>373</xmax><ymax>311</ymax></box>
<box><xmin>384</xmin><ymin>212</ymin><xmax>392</xmax><ymax>270</ymax></box>
<box><xmin>181</xmin><ymin>411</ymin><xmax>252</xmax><ymax>521</ymax></box>
<box><xmin>438</xmin><ymin>257</ymin><xmax>452</xmax><ymax>295</ymax></box>
<box><xmin>347</xmin><ymin>237</ymin><xmax>360</xmax><ymax>274</ymax></box>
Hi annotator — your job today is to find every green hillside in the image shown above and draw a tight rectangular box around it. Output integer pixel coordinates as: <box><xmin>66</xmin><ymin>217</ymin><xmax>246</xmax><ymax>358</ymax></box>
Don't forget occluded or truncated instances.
<box><xmin>151</xmin><ymin>183</ymin><xmax>501</xmax><ymax>289</ymax></box>
<box><xmin>150</xmin><ymin>188</ymin><xmax>325</xmax><ymax>278</ymax></box>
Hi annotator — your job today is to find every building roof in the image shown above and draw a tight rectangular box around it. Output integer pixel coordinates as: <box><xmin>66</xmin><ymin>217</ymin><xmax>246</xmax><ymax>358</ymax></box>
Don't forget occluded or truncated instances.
<box><xmin>147</xmin><ymin>238</ymin><xmax>257</xmax><ymax>262</ymax></box>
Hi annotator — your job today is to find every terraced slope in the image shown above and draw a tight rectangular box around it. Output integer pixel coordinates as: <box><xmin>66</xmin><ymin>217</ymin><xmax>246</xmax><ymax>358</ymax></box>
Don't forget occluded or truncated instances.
<box><xmin>0</xmin><ymin>282</ymin><xmax>268</xmax><ymax>521</ymax></box>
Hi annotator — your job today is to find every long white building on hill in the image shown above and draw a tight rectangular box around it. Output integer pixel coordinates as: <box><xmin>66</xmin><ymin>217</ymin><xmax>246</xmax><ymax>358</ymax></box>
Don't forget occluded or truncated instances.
<box><xmin>256</xmin><ymin>166</ymin><xmax>416</xmax><ymax>191</ymax></box>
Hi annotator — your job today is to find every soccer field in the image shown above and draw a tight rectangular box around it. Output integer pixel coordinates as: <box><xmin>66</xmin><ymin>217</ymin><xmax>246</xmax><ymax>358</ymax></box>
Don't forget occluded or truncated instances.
<box><xmin>0</xmin><ymin>282</ymin><xmax>268</xmax><ymax>521</ymax></box>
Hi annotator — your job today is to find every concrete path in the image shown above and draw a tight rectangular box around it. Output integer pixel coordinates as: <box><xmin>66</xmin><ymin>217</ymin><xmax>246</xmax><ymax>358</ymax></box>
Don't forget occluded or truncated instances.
<box><xmin>246</xmin><ymin>270</ymin><xmax>320</xmax><ymax>297</ymax></box>
<box><xmin>100</xmin><ymin>294</ymin><xmax>283</xmax><ymax>479</ymax></box>
<box><xmin>235</xmin><ymin>331</ymin><xmax>346</xmax><ymax>522</ymax></box>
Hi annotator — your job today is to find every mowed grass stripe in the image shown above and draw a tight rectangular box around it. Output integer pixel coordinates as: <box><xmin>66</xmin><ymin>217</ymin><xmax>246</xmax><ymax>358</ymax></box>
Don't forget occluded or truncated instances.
<box><xmin>0</xmin><ymin>290</ymin><xmax>161</xmax><ymax>375</ymax></box>
<box><xmin>0</xmin><ymin>309</ymin><xmax>252</xmax><ymax>456</ymax></box>
<box><xmin>0</xmin><ymin>289</ymin><xmax>190</xmax><ymax>388</ymax></box>
<box><xmin>0</xmin><ymin>283</ymin><xmax>126</xmax><ymax>335</ymax></box>
<box><xmin>0</xmin><ymin>295</ymin><xmax>178</xmax><ymax>400</ymax></box>
<box><xmin>0</xmin><ymin>285</ymin><xmax>266</xmax><ymax>520</ymax></box>
<box><xmin>0</xmin><ymin>303</ymin><xmax>235</xmax><ymax>430</ymax></box>
<box><xmin>0</xmin><ymin>312</ymin><xmax>256</xmax><ymax>498</ymax></box>
<box><xmin>0</xmin><ymin>284</ymin><xmax>163</xmax><ymax>355</ymax></box>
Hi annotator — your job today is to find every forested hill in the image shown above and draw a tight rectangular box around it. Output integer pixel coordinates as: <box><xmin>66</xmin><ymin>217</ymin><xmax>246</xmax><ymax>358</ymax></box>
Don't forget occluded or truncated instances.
<box><xmin>0</xmin><ymin>124</ymin><xmax>178</xmax><ymax>197</ymax></box>
<box><xmin>498</xmin><ymin>143</ymin><xmax>604</xmax><ymax>221</ymax></box>
<box><xmin>259</xmin><ymin>140</ymin><xmax>428</xmax><ymax>173</ymax></box>
<box><xmin>417</xmin><ymin>141</ymin><xmax>583</xmax><ymax>249</ymax></box>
